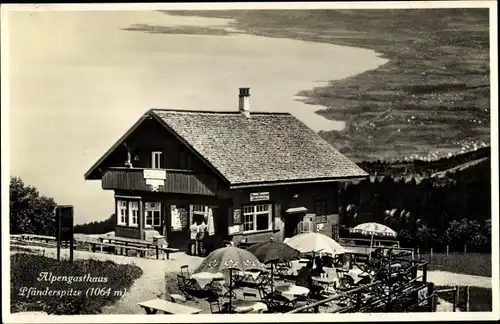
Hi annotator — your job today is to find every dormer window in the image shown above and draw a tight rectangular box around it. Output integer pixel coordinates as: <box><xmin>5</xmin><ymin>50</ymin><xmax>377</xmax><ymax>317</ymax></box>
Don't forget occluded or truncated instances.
<box><xmin>152</xmin><ymin>151</ymin><xmax>162</xmax><ymax>169</ymax></box>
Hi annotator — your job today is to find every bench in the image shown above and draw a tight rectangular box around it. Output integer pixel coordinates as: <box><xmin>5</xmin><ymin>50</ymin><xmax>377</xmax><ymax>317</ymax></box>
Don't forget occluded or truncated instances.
<box><xmin>154</xmin><ymin>246</ymin><xmax>180</xmax><ymax>260</ymax></box>
<box><xmin>79</xmin><ymin>240</ymin><xmax>153</xmax><ymax>258</ymax></box>
<box><xmin>137</xmin><ymin>298</ymin><xmax>202</xmax><ymax>314</ymax></box>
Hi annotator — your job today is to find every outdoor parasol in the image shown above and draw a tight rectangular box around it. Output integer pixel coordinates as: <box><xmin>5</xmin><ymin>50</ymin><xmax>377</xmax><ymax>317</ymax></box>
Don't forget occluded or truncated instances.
<box><xmin>194</xmin><ymin>246</ymin><xmax>266</xmax><ymax>311</ymax></box>
<box><xmin>246</xmin><ymin>237</ymin><xmax>301</xmax><ymax>292</ymax></box>
<box><xmin>284</xmin><ymin>232</ymin><xmax>345</xmax><ymax>258</ymax></box>
<box><xmin>349</xmin><ymin>222</ymin><xmax>397</xmax><ymax>259</ymax></box>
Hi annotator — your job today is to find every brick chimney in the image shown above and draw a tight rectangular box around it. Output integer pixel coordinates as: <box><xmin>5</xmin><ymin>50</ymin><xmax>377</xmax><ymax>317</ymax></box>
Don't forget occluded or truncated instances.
<box><xmin>238</xmin><ymin>87</ymin><xmax>250</xmax><ymax>118</ymax></box>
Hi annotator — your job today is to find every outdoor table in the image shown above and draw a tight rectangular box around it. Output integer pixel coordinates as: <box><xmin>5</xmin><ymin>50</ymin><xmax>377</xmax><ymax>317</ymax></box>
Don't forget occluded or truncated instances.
<box><xmin>230</xmin><ymin>300</ymin><xmax>268</xmax><ymax>313</ymax></box>
<box><xmin>191</xmin><ymin>272</ymin><xmax>225</xmax><ymax>289</ymax></box>
<box><xmin>275</xmin><ymin>284</ymin><xmax>310</xmax><ymax>301</ymax></box>
<box><xmin>138</xmin><ymin>299</ymin><xmax>202</xmax><ymax>314</ymax></box>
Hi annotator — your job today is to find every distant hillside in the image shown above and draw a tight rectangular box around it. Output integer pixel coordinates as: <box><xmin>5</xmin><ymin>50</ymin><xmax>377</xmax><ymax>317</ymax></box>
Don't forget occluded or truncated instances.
<box><xmin>358</xmin><ymin>146</ymin><xmax>491</xmax><ymax>178</ymax></box>
<box><xmin>166</xmin><ymin>9</ymin><xmax>490</xmax><ymax>162</ymax></box>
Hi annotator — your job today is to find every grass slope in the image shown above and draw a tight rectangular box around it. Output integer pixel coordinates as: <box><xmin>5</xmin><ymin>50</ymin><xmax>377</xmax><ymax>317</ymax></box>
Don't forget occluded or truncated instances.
<box><xmin>166</xmin><ymin>9</ymin><xmax>490</xmax><ymax>162</ymax></box>
<box><xmin>11</xmin><ymin>253</ymin><xmax>143</xmax><ymax>314</ymax></box>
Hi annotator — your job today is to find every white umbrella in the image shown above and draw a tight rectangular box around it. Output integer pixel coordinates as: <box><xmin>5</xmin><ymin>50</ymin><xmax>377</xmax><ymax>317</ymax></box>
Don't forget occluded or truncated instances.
<box><xmin>350</xmin><ymin>222</ymin><xmax>397</xmax><ymax>259</ymax></box>
<box><xmin>284</xmin><ymin>232</ymin><xmax>345</xmax><ymax>257</ymax></box>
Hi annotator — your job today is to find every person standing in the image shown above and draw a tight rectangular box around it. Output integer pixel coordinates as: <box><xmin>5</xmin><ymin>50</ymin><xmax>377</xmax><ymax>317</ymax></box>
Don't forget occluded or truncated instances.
<box><xmin>197</xmin><ymin>220</ymin><xmax>208</xmax><ymax>256</ymax></box>
<box><xmin>189</xmin><ymin>222</ymin><xmax>199</xmax><ymax>256</ymax></box>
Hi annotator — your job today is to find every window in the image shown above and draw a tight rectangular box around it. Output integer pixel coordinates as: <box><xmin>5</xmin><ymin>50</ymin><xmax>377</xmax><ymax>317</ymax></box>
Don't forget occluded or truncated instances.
<box><xmin>298</xmin><ymin>219</ymin><xmax>312</xmax><ymax>234</ymax></box>
<box><xmin>315</xmin><ymin>199</ymin><xmax>327</xmax><ymax>216</ymax></box>
<box><xmin>145</xmin><ymin>202</ymin><xmax>161</xmax><ymax>227</ymax></box>
<box><xmin>151</xmin><ymin>151</ymin><xmax>162</xmax><ymax>169</ymax></box>
<box><xmin>243</xmin><ymin>204</ymin><xmax>272</xmax><ymax>232</ymax></box>
<box><xmin>117</xmin><ymin>200</ymin><xmax>127</xmax><ymax>226</ymax></box>
<box><xmin>129</xmin><ymin>201</ymin><xmax>139</xmax><ymax>227</ymax></box>
<box><xmin>191</xmin><ymin>205</ymin><xmax>207</xmax><ymax>225</ymax></box>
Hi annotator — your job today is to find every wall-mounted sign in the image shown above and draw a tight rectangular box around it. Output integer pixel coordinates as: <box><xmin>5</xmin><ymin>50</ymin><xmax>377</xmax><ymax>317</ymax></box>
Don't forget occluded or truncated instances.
<box><xmin>143</xmin><ymin>169</ymin><xmax>166</xmax><ymax>191</ymax></box>
<box><xmin>232</xmin><ymin>209</ymin><xmax>241</xmax><ymax>225</ymax></box>
<box><xmin>228</xmin><ymin>224</ymin><xmax>241</xmax><ymax>235</ymax></box>
<box><xmin>143</xmin><ymin>169</ymin><xmax>166</xmax><ymax>180</ymax></box>
<box><xmin>250</xmin><ymin>192</ymin><xmax>270</xmax><ymax>202</ymax></box>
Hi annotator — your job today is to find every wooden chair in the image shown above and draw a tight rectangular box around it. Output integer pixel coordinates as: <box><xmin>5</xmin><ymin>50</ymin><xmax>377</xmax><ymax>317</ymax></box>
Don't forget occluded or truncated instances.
<box><xmin>176</xmin><ymin>274</ymin><xmax>198</xmax><ymax>300</ymax></box>
<box><xmin>180</xmin><ymin>265</ymin><xmax>191</xmax><ymax>278</ymax></box>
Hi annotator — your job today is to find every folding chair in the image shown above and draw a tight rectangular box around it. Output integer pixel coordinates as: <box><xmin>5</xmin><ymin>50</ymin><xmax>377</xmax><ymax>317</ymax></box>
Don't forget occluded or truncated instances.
<box><xmin>176</xmin><ymin>274</ymin><xmax>198</xmax><ymax>300</ymax></box>
<box><xmin>180</xmin><ymin>265</ymin><xmax>191</xmax><ymax>278</ymax></box>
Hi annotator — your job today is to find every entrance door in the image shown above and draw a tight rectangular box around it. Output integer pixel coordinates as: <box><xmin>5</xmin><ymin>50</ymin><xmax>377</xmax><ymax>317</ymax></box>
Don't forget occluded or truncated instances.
<box><xmin>284</xmin><ymin>213</ymin><xmax>303</xmax><ymax>239</ymax></box>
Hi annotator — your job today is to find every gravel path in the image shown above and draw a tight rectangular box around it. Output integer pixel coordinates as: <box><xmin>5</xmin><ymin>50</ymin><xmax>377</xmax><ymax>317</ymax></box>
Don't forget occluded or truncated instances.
<box><xmin>418</xmin><ymin>270</ymin><xmax>492</xmax><ymax>289</ymax></box>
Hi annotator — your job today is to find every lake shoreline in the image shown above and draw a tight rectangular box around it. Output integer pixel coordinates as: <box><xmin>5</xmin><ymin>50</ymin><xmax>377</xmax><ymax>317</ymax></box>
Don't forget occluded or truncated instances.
<box><xmin>165</xmin><ymin>10</ymin><xmax>490</xmax><ymax>162</ymax></box>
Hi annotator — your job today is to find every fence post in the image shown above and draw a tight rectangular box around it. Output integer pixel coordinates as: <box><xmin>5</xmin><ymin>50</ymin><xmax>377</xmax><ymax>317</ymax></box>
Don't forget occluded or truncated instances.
<box><xmin>430</xmin><ymin>248</ymin><xmax>433</xmax><ymax>259</ymax></box>
<box><xmin>446</xmin><ymin>245</ymin><xmax>449</xmax><ymax>256</ymax></box>
<box><xmin>427</xmin><ymin>282</ymin><xmax>435</xmax><ymax>312</ymax></box>
<box><xmin>465</xmin><ymin>286</ymin><xmax>470</xmax><ymax>312</ymax></box>
<box><xmin>422</xmin><ymin>263</ymin><xmax>428</xmax><ymax>283</ymax></box>
<box><xmin>453</xmin><ymin>285</ymin><xmax>459</xmax><ymax>312</ymax></box>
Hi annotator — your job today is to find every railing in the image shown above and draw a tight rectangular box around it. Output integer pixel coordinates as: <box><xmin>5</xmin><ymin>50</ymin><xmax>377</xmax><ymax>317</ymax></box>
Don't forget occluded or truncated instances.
<box><xmin>287</xmin><ymin>259</ymin><xmax>431</xmax><ymax>313</ymax></box>
<box><xmin>339</xmin><ymin>237</ymin><xmax>401</xmax><ymax>247</ymax></box>
<box><xmin>101</xmin><ymin>167</ymin><xmax>228</xmax><ymax>196</ymax></box>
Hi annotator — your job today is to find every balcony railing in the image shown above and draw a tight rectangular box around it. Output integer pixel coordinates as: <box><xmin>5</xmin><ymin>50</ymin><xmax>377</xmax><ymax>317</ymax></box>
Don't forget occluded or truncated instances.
<box><xmin>101</xmin><ymin>167</ymin><xmax>226</xmax><ymax>196</ymax></box>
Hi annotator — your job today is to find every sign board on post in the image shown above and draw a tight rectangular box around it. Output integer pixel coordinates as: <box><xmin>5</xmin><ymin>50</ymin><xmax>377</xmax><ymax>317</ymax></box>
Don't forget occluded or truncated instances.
<box><xmin>56</xmin><ymin>205</ymin><xmax>74</xmax><ymax>262</ymax></box>
<box><xmin>250</xmin><ymin>192</ymin><xmax>270</xmax><ymax>202</ymax></box>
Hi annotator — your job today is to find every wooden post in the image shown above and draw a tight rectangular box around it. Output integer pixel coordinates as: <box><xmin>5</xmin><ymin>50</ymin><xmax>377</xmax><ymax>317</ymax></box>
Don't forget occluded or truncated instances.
<box><xmin>427</xmin><ymin>282</ymin><xmax>435</xmax><ymax>312</ymax></box>
<box><xmin>430</xmin><ymin>248</ymin><xmax>433</xmax><ymax>259</ymax></box>
<box><xmin>453</xmin><ymin>285</ymin><xmax>459</xmax><ymax>312</ymax></box>
<box><xmin>69</xmin><ymin>238</ymin><xmax>74</xmax><ymax>263</ymax></box>
<box><xmin>156</xmin><ymin>245</ymin><xmax>159</xmax><ymax>260</ymax></box>
<box><xmin>417</xmin><ymin>247</ymin><xmax>420</xmax><ymax>259</ymax></box>
<box><xmin>464</xmin><ymin>244</ymin><xmax>467</xmax><ymax>254</ymax></box>
<box><xmin>446</xmin><ymin>245</ymin><xmax>449</xmax><ymax>256</ymax></box>
<box><xmin>422</xmin><ymin>263</ymin><xmax>428</xmax><ymax>283</ymax></box>
<box><xmin>465</xmin><ymin>286</ymin><xmax>470</xmax><ymax>312</ymax></box>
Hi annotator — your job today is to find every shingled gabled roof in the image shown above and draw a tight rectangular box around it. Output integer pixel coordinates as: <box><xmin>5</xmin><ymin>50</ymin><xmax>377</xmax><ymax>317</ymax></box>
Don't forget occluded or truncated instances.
<box><xmin>84</xmin><ymin>109</ymin><xmax>368</xmax><ymax>187</ymax></box>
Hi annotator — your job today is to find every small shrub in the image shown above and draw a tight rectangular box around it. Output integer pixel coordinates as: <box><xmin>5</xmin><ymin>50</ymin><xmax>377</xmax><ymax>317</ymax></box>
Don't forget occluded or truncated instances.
<box><xmin>10</xmin><ymin>254</ymin><xmax>143</xmax><ymax>314</ymax></box>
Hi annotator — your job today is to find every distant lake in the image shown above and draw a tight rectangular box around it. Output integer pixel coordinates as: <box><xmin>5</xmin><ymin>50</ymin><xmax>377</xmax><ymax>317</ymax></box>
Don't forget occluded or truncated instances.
<box><xmin>9</xmin><ymin>11</ymin><xmax>388</xmax><ymax>223</ymax></box>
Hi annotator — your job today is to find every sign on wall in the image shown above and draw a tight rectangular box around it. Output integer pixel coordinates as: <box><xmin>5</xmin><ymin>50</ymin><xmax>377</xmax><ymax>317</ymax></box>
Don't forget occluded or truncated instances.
<box><xmin>143</xmin><ymin>169</ymin><xmax>167</xmax><ymax>179</ymax></box>
<box><xmin>143</xmin><ymin>169</ymin><xmax>166</xmax><ymax>191</ymax></box>
<box><xmin>232</xmin><ymin>209</ymin><xmax>241</xmax><ymax>225</ymax></box>
<box><xmin>250</xmin><ymin>192</ymin><xmax>270</xmax><ymax>202</ymax></box>
<box><xmin>228</xmin><ymin>224</ymin><xmax>241</xmax><ymax>235</ymax></box>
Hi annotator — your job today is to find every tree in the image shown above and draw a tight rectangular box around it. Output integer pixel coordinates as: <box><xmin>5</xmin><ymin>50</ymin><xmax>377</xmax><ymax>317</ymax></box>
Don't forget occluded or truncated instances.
<box><xmin>74</xmin><ymin>214</ymin><xmax>116</xmax><ymax>234</ymax></box>
<box><xmin>10</xmin><ymin>176</ymin><xmax>57</xmax><ymax>236</ymax></box>
<box><xmin>415</xmin><ymin>223</ymin><xmax>439</xmax><ymax>250</ymax></box>
<box><xmin>444</xmin><ymin>218</ymin><xmax>488</xmax><ymax>251</ymax></box>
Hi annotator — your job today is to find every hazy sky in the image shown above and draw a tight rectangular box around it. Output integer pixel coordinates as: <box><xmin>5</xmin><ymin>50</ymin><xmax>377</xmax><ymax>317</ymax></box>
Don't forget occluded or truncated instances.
<box><xmin>8</xmin><ymin>10</ymin><xmax>387</xmax><ymax>224</ymax></box>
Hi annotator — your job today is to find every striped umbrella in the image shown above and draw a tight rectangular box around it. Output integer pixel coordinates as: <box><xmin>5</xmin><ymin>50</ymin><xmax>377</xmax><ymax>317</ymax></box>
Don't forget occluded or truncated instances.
<box><xmin>350</xmin><ymin>222</ymin><xmax>397</xmax><ymax>258</ymax></box>
<box><xmin>194</xmin><ymin>246</ymin><xmax>265</xmax><ymax>310</ymax></box>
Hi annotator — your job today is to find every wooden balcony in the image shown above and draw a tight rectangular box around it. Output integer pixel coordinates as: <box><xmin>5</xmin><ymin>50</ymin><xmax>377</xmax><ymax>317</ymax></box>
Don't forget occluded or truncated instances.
<box><xmin>101</xmin><ymin>167</ymin><xmax>226</xmax><ymax>196</ymax></box>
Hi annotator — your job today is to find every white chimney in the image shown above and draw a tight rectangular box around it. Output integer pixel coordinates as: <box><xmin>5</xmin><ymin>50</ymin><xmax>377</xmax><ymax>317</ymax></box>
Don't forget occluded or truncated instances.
<box><xmin>238</xmin><ymin>87</ymin><xmax>250</xmax><ymax>118</ymax></box>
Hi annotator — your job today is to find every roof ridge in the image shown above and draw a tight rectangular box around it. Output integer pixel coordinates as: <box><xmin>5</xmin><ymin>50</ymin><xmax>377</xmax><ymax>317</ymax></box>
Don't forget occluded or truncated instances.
<box><xmin>149</xmin><ymin>108</ymin><xmax>292</xmax><ymax>116</ymax></box>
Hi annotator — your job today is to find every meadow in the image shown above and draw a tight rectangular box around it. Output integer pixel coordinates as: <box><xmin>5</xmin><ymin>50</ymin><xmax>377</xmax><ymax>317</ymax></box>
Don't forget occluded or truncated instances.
<box><xmin>167</xmin><ymin>9</ymin><xmax>490</xmax><ymax>162</ymax></box>
<box><xmin>422</xmin><ymin>253</ymin><xmax>491</xmax><ymax>277</ymax></box>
